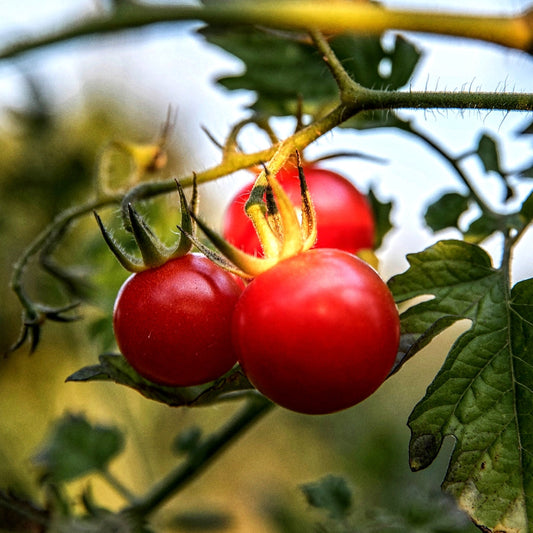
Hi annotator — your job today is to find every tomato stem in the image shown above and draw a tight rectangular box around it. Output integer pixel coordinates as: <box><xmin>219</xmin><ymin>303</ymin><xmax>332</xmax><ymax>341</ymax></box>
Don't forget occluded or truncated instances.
<box><xmin>126</xmin><ymin>395</ymin><xmax>273</xmax><ymax>518</ymax></box>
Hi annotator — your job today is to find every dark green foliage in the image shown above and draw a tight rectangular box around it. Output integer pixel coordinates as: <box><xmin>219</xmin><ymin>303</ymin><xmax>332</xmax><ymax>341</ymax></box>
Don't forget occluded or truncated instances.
<box><xmin>367</xmin><ymin>187</ymin><xmax>393</xmax><ymax>248</ymax></box>
<box><xmin>300</xmin><ymin>474</ymin><xmax>353</xmax><ymax>520</ymax></box>
<box><xmin>199</xmin><ymin>26</ymin><xmax>420</xmax><ymax>119</ymax></box>
<box><xmin>475</xmin><ymin>132</ymin><xmax>513</xmax><ymax>200</ymax></box>
<box><xmin>424</xmin><ymin>192</ymin><xmax>470</xmax><ymax>232</ymax></box>
<box><xmin>33</xmin><ymin>414</ymin><xmax>124</xmax><ymax>482</ymax></box>
<box><xmin>389</xmin><ymin>240</ymin><xmax>533</xmax><ymax>530</ymax></box>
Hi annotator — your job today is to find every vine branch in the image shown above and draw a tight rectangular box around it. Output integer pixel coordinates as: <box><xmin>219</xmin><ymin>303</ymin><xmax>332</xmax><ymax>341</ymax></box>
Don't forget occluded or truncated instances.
<box><xmin>7</xmin><ymin>2</ymin><xmax>533</xmax><ymax>353</ymax></box>
<box><xmin>126</xmin><ymin>395</ymin><xmax>273</xmax><ymax>518</ymax></box>
<box><xmin>1</xmin><ymin>2</ymin><xmax>532</xmax><ymax>61</ymax></box>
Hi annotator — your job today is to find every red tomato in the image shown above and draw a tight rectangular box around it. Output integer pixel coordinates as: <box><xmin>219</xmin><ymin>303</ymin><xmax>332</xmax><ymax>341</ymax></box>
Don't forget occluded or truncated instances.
<box><xmin>113</xmin><ymin>254</ymin><xmax>243</xmax><ymax>387</ymax></box>
<box><xmin>232</xmin><ymin>249</ymin><xmax>399</xmax><ymax>414</ymax></box>
<box><xmin>223</xmin><ymin>164</ymin><xmax>375</xmax><ymax>256</ymax></box>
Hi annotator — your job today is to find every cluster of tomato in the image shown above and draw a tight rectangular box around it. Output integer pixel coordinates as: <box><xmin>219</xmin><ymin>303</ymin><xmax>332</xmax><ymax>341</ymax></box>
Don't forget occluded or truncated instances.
<box><xmin>112</xmin><ymin>164</ymin><xmax>400</xmax><ymax>414</ymax></box>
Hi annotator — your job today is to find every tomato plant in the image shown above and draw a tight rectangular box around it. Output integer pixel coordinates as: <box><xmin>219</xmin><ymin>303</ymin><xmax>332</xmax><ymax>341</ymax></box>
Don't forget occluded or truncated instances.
<box><xmin>223</xmin><ymin>164</ymin><xmax>375</xmax><ymax>256</ymax></box>
<box><xmin>113</xmin><ymin>254</ymin><xmax>243</xmax><ymax>387</ymax></box>
<box><xmin>2</xmin><ymin>3</ymin><xmax>533</xmax><ymax>533</ymax></box>
<box><xmin>232</xmin><ymin>249</ymin><xmax>400</xmax><ymax>414</ymax></box>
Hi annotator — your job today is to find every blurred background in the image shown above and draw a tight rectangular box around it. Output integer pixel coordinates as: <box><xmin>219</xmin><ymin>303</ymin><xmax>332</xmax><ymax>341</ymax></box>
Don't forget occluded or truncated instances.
<box><xmin>0</xmin><ymin>1</ymin><xmax>532</xmax><ymax>531</ymax></box>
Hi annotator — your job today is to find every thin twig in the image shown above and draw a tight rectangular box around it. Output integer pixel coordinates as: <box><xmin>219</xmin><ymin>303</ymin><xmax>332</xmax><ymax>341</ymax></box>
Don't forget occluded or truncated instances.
<box><xmin>127</xmin><ymin>395</ymin><xmax>273</xmax><ymax>518</ymax></box>
<box><xmin>1</xmin><ymin>2</ymin><xmax>532</xmax><ymax>61</ymax></box>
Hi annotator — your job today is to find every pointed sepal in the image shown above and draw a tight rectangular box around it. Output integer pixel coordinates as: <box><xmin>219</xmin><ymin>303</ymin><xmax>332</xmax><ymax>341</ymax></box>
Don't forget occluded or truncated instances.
<box><xmin>296</xmin><ymin>151</ymin><xmax>317</xmax><ymax>251</ymax></box>
<box><xmin>244</xmin><ymin>176</ymin><xmax>280</xmax><ymax>258</ymax></box>
<box><xmin>127</xmin><ymin>204</ymin><xmax>168</xmax><ymax>268</ymax></box>
<box><xmin>169</xmin><ymin>177</ymin><xmax>197</xmax><ymax>259</ymax></box>
<box><xmin>185</xmin><ymin>211</ymin><xmax>277</xmax><ymax>278</ymax></box>
<box><xmin>93</xmin><ymin>211</ymin><xmax>144</xmax><ymax>272</ymax></box>
<box><xmin>263</xmin><ymin>165</ymin><xmax>304</xmax><ymax>259</ymax></box>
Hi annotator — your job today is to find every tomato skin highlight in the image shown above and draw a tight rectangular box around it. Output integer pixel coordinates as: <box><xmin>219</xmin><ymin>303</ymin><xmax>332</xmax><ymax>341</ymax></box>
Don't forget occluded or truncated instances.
<box><xmin>232</xmin><ymin>249</ymin><xmax>400</xmax><ymax>414</ymax></box>
<box><xmin>223</xmin><ymin>165</ymin><xmax>375</xmax><ymax>256</ymax></box>
<box><xmin>113</xmin><ymin>254</ymin><xmax>243</xmax><ymax>387</ymax></box>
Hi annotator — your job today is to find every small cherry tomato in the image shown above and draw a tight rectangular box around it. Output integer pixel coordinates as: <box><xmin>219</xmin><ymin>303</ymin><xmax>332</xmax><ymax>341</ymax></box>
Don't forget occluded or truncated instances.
<box><xmin>223</xmin><ymin>164</ymin><xmax>375</xmax><ymax>256</ymax></box>
<box><xmin>232</xmin><ymin>249</ymin><xmax>399</xmax><ymax>414</ymax></box>
<box><xmin>113</xmin><ymin>254</ymin><xmax>243</xmax><ymax>386</ymax></box>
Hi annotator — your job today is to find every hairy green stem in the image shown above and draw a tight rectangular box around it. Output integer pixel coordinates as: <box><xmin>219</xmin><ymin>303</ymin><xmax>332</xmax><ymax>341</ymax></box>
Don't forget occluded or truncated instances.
<box><xmin>308</xmin><ymin>29</ymin><xmax>363</xmax><ymax>99</ymax></box>
<box><xmin>1</xmin><ymin>2</ymin><xmax>532</xmax><ymax>61</ymax></box>
<box><xmin>126</xmin><ymin>395</ymin><xmax>273</xmax><ymax>518</ymax></box>
<box><xmin>361</xmin><ymin>89</ymin><xmax>533</xmax><ymax>112</ymax></box>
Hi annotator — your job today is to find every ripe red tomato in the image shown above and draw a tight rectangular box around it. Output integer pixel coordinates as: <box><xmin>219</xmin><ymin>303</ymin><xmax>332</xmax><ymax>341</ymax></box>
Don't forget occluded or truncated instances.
<box><xmin>223</xmin><ymin>164</ymin><xmax>375</xmax><ymax>256</ymax></box>
<box><xmin>113</xmin><ymin>254</ymin><xmax>243</xmax><ymax>387</ymax></box>
<box><xmin>232</xmin><ymin>249</ymin><xmax>399</xmax><ymax>414</ymax></box>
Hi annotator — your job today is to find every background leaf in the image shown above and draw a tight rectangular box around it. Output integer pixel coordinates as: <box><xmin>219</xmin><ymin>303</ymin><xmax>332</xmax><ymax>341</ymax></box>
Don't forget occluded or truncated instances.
<box><xmin>367</xmin><ymin>187</ymin><xmax>393</xmax><ymax>249</ymax></box>
<box><xmin>33</xmin><ymin>414</ymin><xmax>124</xmax><ymax>483</ymax></box>
<box><xmin>475</xmin><ymin>133</ymin><xmax>513</xmax><ymax>200</ymax></box>
<box><xmin>424</xmin><ymin>191</ymin><xmax>470</xmax><ymax>232</ymax></box>
<box><xmin>199</xmin><ymin>26</ymin><xmax>420</xmax><ymax>119</ymax></box>
<box><xmin>300</xmin><ymin>474</ymin><xmax>353</xmax><ymax>520</ymax></box>
<box><xmin>476</xmin><ymin>133</ymin><xmax>501</xmax><ymax>174</ymax></box>
<box><xmin>388</xmin><ymin>240</ymin><xmax>533</xmax><ymax>532</ymax></box>
<box><xmin>463</xmin><ymin>212</ymin><xmax>502</xmax><ymax>243</ymax></box>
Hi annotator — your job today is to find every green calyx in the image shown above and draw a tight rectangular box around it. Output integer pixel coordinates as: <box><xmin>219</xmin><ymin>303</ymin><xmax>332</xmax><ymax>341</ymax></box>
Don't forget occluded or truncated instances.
<box><xmin>94</xmin><ymin>177</ymin><xmax>198</xmax><ymax>272</ymax></box>
<box><xmin>178</xmin><ymin>151</ymin><xmax>317</xmax><ymax>279</ymax></box>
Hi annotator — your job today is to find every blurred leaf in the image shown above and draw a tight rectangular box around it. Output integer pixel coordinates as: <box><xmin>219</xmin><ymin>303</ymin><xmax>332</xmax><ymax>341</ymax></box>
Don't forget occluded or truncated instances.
<box><xmin>463</xmin><ymin>212</ymin><xmax>502</xmax><ymax>244</ymax></box>
<box><xmin>424</xmin><ymin>192</ymin><xmax>470</xmax><ymax>232</ymax></box>
<box><xmin>67</xmin><ymin>354</ymin><xmax>254</xmax><ymax>407</ymax></box>
<box><xmin>389</xmin><ymin>240</ymin><xmax>533</xmax><ymax>532</ymax></box>
<box><xmin>476</xmin><ymin>133</ymin><xmax>501</xmax><ymax>174</ymax></box>
<box><xmin>475</xmin><ymin>133</ymin><xmax>513</xmax><ymax>200</ymax></box>
<box><xmin>199</xmin><ymin>25</ymin><xmax>336</xmax><ymax>116</ymax></box>
<box><xmin>199</xmin><ymin>25</ymin><xmax>420</xmax><ymax>118</ymax></box>
<box><xmin>33</xmin><ymin>414</ymin><xmax>124</xmax><ymax>483</ymax></box>
<box><xmin>172</xmin><ymin>426</ymin><xmax>203</xmax><ymax>455</ymax></box>
<box><xmin>367</xmin><ymin>188</ymin><xmax>393</xmax><ymax>249</ymax></box>
<box><xmin>300</xmin><ymin>474</ymin><xmax>352</xmax><ymax>520</ymax></box>
<box><xmin>331</xmin><ymin>33</ymin><xmax>420</xmax><ymax>91</ymax></box>
<box><xmin>86</xmin><ymin>315</ymin><xmax>116</xmax><ymax>353</ymax></box>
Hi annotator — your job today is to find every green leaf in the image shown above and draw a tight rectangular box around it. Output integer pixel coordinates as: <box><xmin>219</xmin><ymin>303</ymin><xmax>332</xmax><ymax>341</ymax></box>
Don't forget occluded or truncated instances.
<box><xmin>172</xmin><ymin>426</ymin><xmax>203</xmax><ymax>455</ymax></box>
<box><xmin>388</xmin><ymin>240</ymin><xmax>533</xmax><ymax>532</ymax></box>
<box><xmin>476</xmin><ymin>133</ymin><xmax>501</xmax><ymax>174</ymax></box>
<box><xmin>199</xmin><ymin>25</ymin><xmax>337</xmax><ymax>116</ymax></box>
<box><xmin>475</xmin><ymin>133</ymin><xmax>513</xmax><ymax>200</ymax></box>
<box><xmin>300</xmin><ymin>474</ymin><xmax>352</xmax><ymax>520</ymax></box>
<box><xmin>424</xmin><ymin>192</ymin><xmax>470</xmax><ymax>232</ymax></box>
<box><xmin>66</xmin><ymin>354</ymin><xmax>254</xmax><ymax>407</ymax></box>
<box><xmin>199</xmin><ymin>26</ymin><xmax>420</xmax><ymax>118</ymax></box>
<box><xmin>464</xmin><ymin>213</ymin><xmax>502</xmax><ymax>244</ymax></box>
<box><xmin>33</xmin><ymin>414</ymin><xmax>124</xmax><ymax>482</ymax></box>
<box><xmin>331</xmin><ymin>33</ymin><xmax>420</xmax><ymax>91</ymax></box>
<box><xmin>367</xmin><ymin>187</ymin><xmax>393</xmax><ymax>249</ymax></box>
